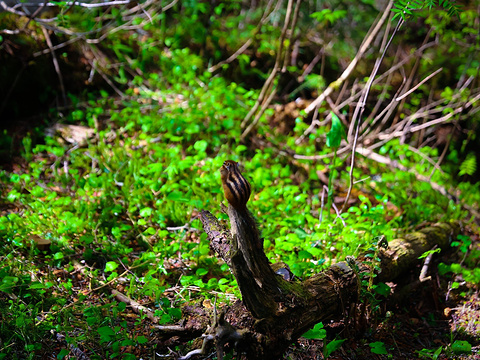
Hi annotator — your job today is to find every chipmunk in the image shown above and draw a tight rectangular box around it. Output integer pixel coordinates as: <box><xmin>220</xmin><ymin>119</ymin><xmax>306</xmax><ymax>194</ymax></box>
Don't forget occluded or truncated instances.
<box><xmin>220</xmin><ymin>160</ymin><xmax>251</xmax><ymax>211</ymax></box>
<box><xmin>220</xmin><ymin>160</ymin><xmax>263</xmax><ymax>282</ymax></box>
<box><xmin>220</xmin><ymin>160</ymin><xmax>287</xmax><ymax>293</ymax></box>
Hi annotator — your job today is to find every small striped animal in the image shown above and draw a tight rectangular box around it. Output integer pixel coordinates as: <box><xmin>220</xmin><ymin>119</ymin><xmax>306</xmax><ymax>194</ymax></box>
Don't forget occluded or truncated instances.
<box><xmin>220</xmin><ymin>160</ymin><xmax>251</xmax><ymax>210</ymax></box>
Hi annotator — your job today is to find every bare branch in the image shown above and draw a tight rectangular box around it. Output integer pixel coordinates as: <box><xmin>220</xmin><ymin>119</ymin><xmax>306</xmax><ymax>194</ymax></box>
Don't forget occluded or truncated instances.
<box><xmin>41</xmin><ymin>26</ymin><xmax>67</xmax><ymax>106</ymax></box>
<box><xmin>11</xmin><ymin>0</ymin><xmax>131</xmax><ymax>9</ymax></box>
<box><xmin>209</xmin><ymin>0</ymin><xmax>276</xmax><ymax>73</ymax></box>
<box><xmin>339</xmin><ymin>14</ymin><xmax>404</xmax><ymax>214</ymax></box>
<box><xmin>282</xmin><ymin>0</ymin><xmax>302</xmax><ymax>71</ymax></box>
<box><xmin>304</xmin><ymin>0</ymin><xmax>394</xmax><ymax>114</ymax></box>
<box><xmin>112</xmin><ymin>289</ymin><xmax>159</xmax><ymax>324</ymax></box>
<box><xmin>241</xmin><ymin>0</ymin><xmax>297</xmax><ymax>140</ymax></box>
<box><xmin>395</xmin><ymin>67</ymin><xmax>443</xmax><ymax>101</ymax></box>
<box><xmin>356</xmin><ymin>147</ymin><xmax>451</xmax><ymax>198</ymax></box>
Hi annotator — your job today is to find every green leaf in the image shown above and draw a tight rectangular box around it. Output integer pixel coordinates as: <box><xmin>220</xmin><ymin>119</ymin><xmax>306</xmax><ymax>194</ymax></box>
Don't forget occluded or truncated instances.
<box><xmin>298</xmin><ymin>250</ymin><xmax>313</xmax><ymax>260</ymax></box>
<box><xmin>167</xmin><ymin>307</ymin><xmax>182</xmax><ymax>320</ymax></box>
<box><xmin>137</xmin><ymin>335</ymin><xmax>148</xmax><ymax>344</ymax></box>
<box><xmin>369</xmin><ymin>341</ymin><xmax>388</xmax><ymax>355</ymax></box>
<box><xmin>438</xmin><ymin>262</ymin><xmax>451</xmax><ymax>275</ymax></box>
<box><xmin>80</xmin><ymin>235</ymin><xmax>94</xmax><ymax>245</ymax></box>
<box><xmin>57</xmin><ymin>348</ymin><xmax>69</xmax><ymax>360</ymax></box>
<box><xmin>166</xmin><ymin>190</ymin><xmax>190</xmax><ymax>202</ymax></box>
<box><xmin>0</xmin><ymin>276</ymin><xmax>18</xmax><ymax>292</ymax></box>
<box><xmin>325</xmin><ymin>339</ymin><xmax>346</xmax><ymax>357</ymax></box>
<box><xmin>235</xmin><ymin>145</ymin><xmax>248</xmax><ymax>153</ymax></box>
<box><xmin>196</xmin><ymin>268</ymin><xmax>208</xmax><ymax>277</ymax></box>
<box><xmin>418</xmin><ymin>248</ymin><xmax>441</xmax><ymax>259</ymax></box>
<box><xmin>10</xmin><ymin>174</ymin><xmax>20</xmax><ymax>183</ymax></box>
<box><xmin>121</xmin><ymin>339</ymin><xmax>135</xmax><ymax>346</ymax></box>
<box><xmin>105</xmin><ymin>261</ymin><xmax>119</xmax><ymax>272</ymax></box>
<box><xmin>459</xmin><ymin>153</ymin><xmax>476</xmax><ymax>176</ymax></box>
<box><xmin>433</xmin><ymin>346</ymin><xmax>443</xmax><ymax>359</ymax></box>
<box><xmin>326</xmin><ymin>113</ymin><xmax>347</xmax><ymax>148</ymax></box>
<box><xmin>159</xmin><ymin>312</ymin><xmax>172</xmax><ymax>324</ymax></box>
<box><xmin>140</xmin><ymin>207</ymin><xmax>153</xmax><ymax>217</ymax></box>
<box><xmin>118</xmin><ymin>302</ymin><xmax>127</xmax><ymax>311</ymax></box>
<box><xmin>97</xmin><ymin>326</ymin><xmax>115</xmax><ymax>342</ymax></box>
<box><xmin>451</xmin><ymin>340</ymin><xmax>471</xmax><ymax>354</ymax></box>
<box><xmin>302</xmin><ymin>322</ymin><xmax>326</xmax><ymax>339</ymax></box>
<box><xmin>16</xmin><ymin>314</ymin><xmax>26</xmax><ymax>327</ymax></box>
<box><xmin>373</xmin><ymin>282</ymin><xmax>391</xmax><ymax>297</ymax></box>
<box><xmin>193</xmin><ymin>140</ymin><xmax>208</xmax><ymax>152</ymax></box>
<box><xmin>294</xmin><ymin>228</ymin><xmax>309</xmax><ymax>239</ymax></box>
<box><xmin>29</xmin><ymin>282</ymin><xmax>46</xmax><ymax>290</ymax></box>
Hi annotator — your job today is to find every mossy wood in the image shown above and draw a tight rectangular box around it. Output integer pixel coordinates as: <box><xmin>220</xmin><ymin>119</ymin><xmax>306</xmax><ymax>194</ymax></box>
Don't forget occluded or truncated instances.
<box><xmin>199</xmin><ymin>209</ymin><xmax>459</xmax><ymax>359</ymax></box>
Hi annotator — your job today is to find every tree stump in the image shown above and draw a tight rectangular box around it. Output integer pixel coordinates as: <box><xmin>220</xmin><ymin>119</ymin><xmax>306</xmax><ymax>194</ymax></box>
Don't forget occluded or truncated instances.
<box><xmin>198</xmin><ymin>206</ymin><xmax>459</xmax><ymax>359</ymax></box>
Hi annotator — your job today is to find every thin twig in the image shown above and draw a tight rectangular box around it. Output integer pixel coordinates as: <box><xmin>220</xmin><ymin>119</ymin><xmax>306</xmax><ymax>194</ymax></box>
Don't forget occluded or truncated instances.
<box><xmin>242</xmin><ymin>84</ymin><xmax>278</xmax><ymax>140</ymax></box>
<box><xmin>112</xmin><ymin>289</ymin><xmax>159</xmax><ymax>323</ymax></box>
<box><xmin>295</xmin><ymin>105</ymin><xmax>323</xmax><ymax>145</ymax></box>
<box><xmin>41</xmin><ymin>26</ymin><xmax>67</xmax><ymax>107</ymax></box>
<box><xmin>33</xmin><ymin>36</ymin><xmax>82</xmax><ymax>57</ymax></box>
<box><xmin>299</xmin><ymin>49</ymin><xmax>323</xmax><ymax>82</ymax></box>
<box><xmin>395</xmin><ymin>67</ymin><xmax>443</xmax><ymax>101</ymax></box>
<box><xmin>282</xmin><ymin>0</ymin><xmax>302</xmax><ymax>71</ymax></box>
<box><xmin>394</xmin><ymin>29</ymin><xmax>433</xmax><ymax>136</ymax></box>
<box><xmin>292</xmin><ymin>39</ymin><xmax>438</xmax><ymax>155</ymax></box>
<box><xmin>356</xmin><ymin>147</ymin><xmax>451</xmax><ymax>198</ymax></box>
<box><xmin>419</xmin><ymin>246</ymin><xmax>438</xmax><ymax>282</ymax></box>
<box><xmin>294</xmin><ymin>142</ymin><xmax>351</xmax><ymax>160</ymax></box>
<box><xmin>429</xmin><ymin>132</ymin><xmax>451</xmax><ymax>180</ymax></box>
<box><xmin>318</xmin><ymin>185</ymin><xmax>327</xmax><ymax>225</ymax></box>
<box><xmin>89</xmin><ymin>59</ymin><xmax>125</xmax><ymax>98</ymax></box>
<box><xmin>406</xmin><ymin>145</ymin><xmax>445</xmax><ymax>175</ymax></box>
<box><xmin>209</xmin><ymin>39</ymin><xmax>253</xmax><ymax>73</ymax></box>
<box><xmin>395</xmin><ymin>96</ymin><xmax>476</xmax><ymax>135</ymax></box>
<box><xmin>13</xmin><ymin>0</ymin><xmax>131</xmax><ymax>9</ymax></box>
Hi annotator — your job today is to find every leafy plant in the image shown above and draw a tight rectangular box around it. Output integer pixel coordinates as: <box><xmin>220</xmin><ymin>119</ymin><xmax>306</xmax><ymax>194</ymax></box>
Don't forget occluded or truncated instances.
<box><xmin>417</xmin><ymin>340</ymin><xmax>472</xmax><ymax>359</ymax></box>
<box><xmin>459</xmin><ymin>153</ymin><xmax>477</xmax><ymax>177</ymax></box>
<box><xmin>392</xmin><ymin>0</ymin><xmax>461</xmax><ymax>20</ymax></box>
<box><xmin>302</xmin><ymin>322</ymin><xmax>327</xmax><ymax>340</ymax></box>
<box><xmin>369</xmin><ymin>341</ymin><xmax>388</xmax><ymax>355</ymax></box>
<box><xmin>301</xmin><ymin>322</ymin><xmax>345</xmax><ymax>358</ymax></box>
<box><xmin>438</xmin><ymin>234</ymin><xmax>480</xmax><ymax>287</ymax></box>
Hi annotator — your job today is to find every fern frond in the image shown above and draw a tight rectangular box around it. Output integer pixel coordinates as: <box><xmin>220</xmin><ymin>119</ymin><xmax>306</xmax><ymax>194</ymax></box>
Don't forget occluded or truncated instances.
<box><xmin>459</xmin><ymin>153</ymin><xmax>477</xmax><ymax>176</ymax></box>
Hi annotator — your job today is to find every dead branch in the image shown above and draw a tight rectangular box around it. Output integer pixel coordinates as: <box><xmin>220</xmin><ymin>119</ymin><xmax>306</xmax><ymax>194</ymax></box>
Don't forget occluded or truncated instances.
<box><xmin>208</xmin><ymin>0</ymin><xmax>276</xmax><ymax>73</ymax></box>
<box><xmin>41</xmin><ymin>26</ymin><xmax>67</xmax><ymax>106</ymax></box>
<box><xmin>241</xmin><ymin>0</ymin><xmax>297</xmax><ymax>139</ymax></box>
<box><xmin>112</xmin><ymin>289</ymin><xmax>159</xmax><ymax>324</ymax></box>
<box><xmin>304</xmin><ymin>0</ymin><xmax>393</xmax><ymax>115</ymax></box>
<box><xmin>395</xmin><ymin>67</ymin><xmax>443</xmax><ymax>101</ymax></box>
<box><xmin>419</xmin><ymin>246</ymin><xmax>438</xmax><ymax>282</ymax></box>
<box><xmin>355</xmin><ymin>146</ymin><xmax>452</xmax><ymax>198</ymax></box>
<box><xmin>281</xmin><ymin>0</ymin><xmax>302</xmax><ymax>72</ymax></box>
<box><xmin>340</xmin><ymin>14</ymin><xmax>404</xmax><ymax>215</ymax></box>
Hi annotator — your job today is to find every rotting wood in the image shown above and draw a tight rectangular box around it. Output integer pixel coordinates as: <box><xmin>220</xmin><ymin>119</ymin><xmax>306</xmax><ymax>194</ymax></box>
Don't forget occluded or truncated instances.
<box><xmin>194</xmin><ymin>205</ymin><xmax>460</xmax><ymax>359</ymax></box>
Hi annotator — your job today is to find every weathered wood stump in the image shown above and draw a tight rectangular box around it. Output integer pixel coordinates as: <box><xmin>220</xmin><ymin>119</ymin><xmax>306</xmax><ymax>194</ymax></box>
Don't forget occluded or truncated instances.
<box><xmin>198</xmin><ymin>207</ymin><xmax>459</xmax><ymax>359</ymax></box>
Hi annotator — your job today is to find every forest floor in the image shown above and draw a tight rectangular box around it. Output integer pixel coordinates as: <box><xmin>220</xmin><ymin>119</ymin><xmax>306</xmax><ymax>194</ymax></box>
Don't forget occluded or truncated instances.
<box><xmin>1</xmin><ymin>125</ymin><xmax>479</xmax><ymax>359</ymax></box>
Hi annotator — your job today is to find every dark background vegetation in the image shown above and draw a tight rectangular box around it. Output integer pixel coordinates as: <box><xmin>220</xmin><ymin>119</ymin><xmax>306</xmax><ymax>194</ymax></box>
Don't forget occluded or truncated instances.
<box><xmin>0</xmin><ymin>0</ymin><xmax>479</xmax><ymax>359</ymax></box>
